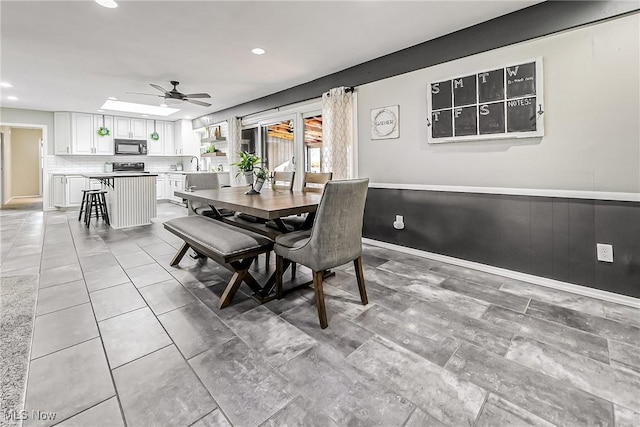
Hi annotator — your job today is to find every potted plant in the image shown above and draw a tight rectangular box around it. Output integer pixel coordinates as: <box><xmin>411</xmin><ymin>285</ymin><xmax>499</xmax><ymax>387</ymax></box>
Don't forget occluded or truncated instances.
<box><xmin>231</xmin><ymin>151</ymin><xmax>260</xmax><ymax>185</ymax></box>
<box><xmin>253</xmin><ymin>167</ymin><xmax>269</xmax><ymax>192</ymax></box>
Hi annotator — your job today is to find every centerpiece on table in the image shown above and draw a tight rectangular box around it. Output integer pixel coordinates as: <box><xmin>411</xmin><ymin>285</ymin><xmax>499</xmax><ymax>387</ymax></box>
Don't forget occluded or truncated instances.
<box><xmin>231</xmin><ymin>151</ymin><xmax>261</xmax><ymax>194</ymax></box>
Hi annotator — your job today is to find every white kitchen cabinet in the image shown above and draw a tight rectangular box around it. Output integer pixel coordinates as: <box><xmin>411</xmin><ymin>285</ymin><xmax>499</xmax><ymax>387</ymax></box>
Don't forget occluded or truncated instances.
<box><xmin>52</xmin><ymin>175</ymin><xmax>89</xmax><ymax>207</ymax></box>
<box><xmin>174</xmin><ymin>119</ymin><xmax>198</xmax><ymax>156</ymax></box>
<box><xmin>164</xmin><ymin>121</ymin><xmax>176</xmax><ymax>155</ymax></box>
<box><xmin>166</xmin><ymin>173</ymin><xmax>184</xmax><ymax>204</ymax></box>
<box><xmin>146</xmin><ymin>120</ymin><xmax>164</xmax><ymax>156</ymax></box>
<box><xmin>52</xmin><ymin>175</ymin><xmax>66</xmax><ymax>206</ymax></box>
<box><xmin>114</xmin><ymin>117</ymin><xmax>146</xmax><ymax>139</ymax></box>
<box><xmin>156</xmin><ymin>174</ymin><xmax>165</xmax><ymax>199</ymax></box>
<box><xmin>71</xmin><ymin>113</ymin><xmax>94</xmax><ymax>155</ymax></box>
<box><xmin>54</xmin><ymin>112</ymin><xmax>71</xmax><ymax>155</ymax></box>
<box><xmin>93</xmin><ymin>115</ymin><xmax>114</xmax><ymax>155</ymax></box>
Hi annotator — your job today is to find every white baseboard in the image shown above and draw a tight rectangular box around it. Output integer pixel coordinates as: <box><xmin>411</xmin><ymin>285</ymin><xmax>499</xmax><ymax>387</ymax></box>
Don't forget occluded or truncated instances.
<box><xmin>362</xmin><ymin>238</ymin><xmax>640</xmax><ymax>308</ymax></box>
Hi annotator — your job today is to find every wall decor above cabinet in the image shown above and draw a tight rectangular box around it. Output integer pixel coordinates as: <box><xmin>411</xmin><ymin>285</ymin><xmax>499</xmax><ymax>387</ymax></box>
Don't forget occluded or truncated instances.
<box><xmin>427</xmin><ymin>57</ymin><xmax>544</xmax><ymax>143</ymax></box>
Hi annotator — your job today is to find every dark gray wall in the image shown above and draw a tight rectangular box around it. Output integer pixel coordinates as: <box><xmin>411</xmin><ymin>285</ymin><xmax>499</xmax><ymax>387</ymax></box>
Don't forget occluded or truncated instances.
<box><xmin>363</xmin><ymin>188</ymin><xmax>640</xmax><ymax>297</ymax></box>
<box><xmin>193</xmin><ymin>1</ymin><xmax>639</xmax><ymax>128</ymax></box>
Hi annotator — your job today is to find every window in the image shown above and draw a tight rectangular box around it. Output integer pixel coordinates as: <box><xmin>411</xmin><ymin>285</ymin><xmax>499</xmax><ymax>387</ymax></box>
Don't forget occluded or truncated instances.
<box><xmin>304</xmin><ymin>115</ymin><xmax>322</xmax><ymax>172</ymax></box>
<box><xmin>261</xmin><ymin>120</ymin><xmax>294</xmax><ymax>172</ymax></box>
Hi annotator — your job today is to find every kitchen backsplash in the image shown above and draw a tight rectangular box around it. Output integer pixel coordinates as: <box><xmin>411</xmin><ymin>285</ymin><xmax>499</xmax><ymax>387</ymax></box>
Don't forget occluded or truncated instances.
<box><xmin>47</xmin><ymin>155</ymin><xmax>198</xmax><ymax>173</ymax></box>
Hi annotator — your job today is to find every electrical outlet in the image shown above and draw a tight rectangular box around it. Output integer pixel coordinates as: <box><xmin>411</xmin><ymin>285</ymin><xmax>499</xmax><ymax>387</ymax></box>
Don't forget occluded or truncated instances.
<box><xmin>596</xmin><ymin>243</ymin><xmax>613</xmax><ymax>263</ymax></box>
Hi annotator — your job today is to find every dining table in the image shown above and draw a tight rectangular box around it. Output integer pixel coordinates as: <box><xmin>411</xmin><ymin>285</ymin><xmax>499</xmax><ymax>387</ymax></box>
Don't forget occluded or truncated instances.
<box><xmin>174</xmin><ymin>186</ymin><xmax>325</xmax><ymax>302</ymax></box>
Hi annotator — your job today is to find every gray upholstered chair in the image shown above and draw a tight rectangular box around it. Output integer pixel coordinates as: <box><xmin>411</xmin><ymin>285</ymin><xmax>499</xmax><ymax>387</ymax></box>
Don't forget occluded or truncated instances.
<box><xmin>274</xmin><ymin>178</ymin><xmax>369</xmax><ymax>328</ymax></box>
<box><xmin>280</xmin><ymin>171</ymin><xmax>333</xmax><ymax>231</ymax></box>
<box><xmin>184</xmin><ymin>173</ymin><xmax>234</xmax><ymax>217</ymax></box>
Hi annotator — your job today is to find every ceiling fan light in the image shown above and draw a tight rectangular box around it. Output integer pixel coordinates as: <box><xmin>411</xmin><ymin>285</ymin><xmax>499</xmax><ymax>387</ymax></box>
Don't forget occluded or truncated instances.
<box><xmin>95</xmin><ymin>0</ymin><xmax>118</xmax><ymax>9</ymax></box>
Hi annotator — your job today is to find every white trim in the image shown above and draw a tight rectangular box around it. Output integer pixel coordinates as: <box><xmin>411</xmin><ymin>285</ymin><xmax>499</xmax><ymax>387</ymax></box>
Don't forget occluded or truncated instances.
<box><xmin>369</xmin><ymin>182</ymin><xmax>640</xmax><ymax>202</ymax></box>
<box><xmin>363</xmin><ymin>238</ymin><xmax>640</xmax><ymax>308</ymax></box>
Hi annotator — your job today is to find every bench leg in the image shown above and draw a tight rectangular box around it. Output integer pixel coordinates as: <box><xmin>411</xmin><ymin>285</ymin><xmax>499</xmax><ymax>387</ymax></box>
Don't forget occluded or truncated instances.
<box><xmin>170</xmin><ymin>243</ymin><xmax>190</xmax><ymax>266</ymax></box>
<box><xmin>219</xmin><ymin>258</ymin><xmax>259</xmax><ymax>308</ymax></box>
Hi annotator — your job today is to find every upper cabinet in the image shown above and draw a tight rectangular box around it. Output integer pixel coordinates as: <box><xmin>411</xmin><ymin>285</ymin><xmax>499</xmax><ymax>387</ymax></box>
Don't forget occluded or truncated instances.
<box><xmin>55</xmin><ymin>112</ymin><xmax>114</xmax><ymax>155</ymax></box>
<box><xmin>114</xmin><ymin>117</ymin><xmax>146</xmax><ymax>139</ymax></box>
<box><xmin>146</xmin><ymin>119</ymin><xmax>164</xmax><ymax>155</ymax></box>
<box><xmin>174</xmin><ymin>119</ymin><xmax>199</xmax><ymax>156</ymax></box>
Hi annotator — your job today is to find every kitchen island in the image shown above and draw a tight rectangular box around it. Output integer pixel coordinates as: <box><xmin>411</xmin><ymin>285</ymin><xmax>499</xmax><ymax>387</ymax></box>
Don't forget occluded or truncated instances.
<box><xmin>83</xmin><ymin>172</ymin><xmax>158</xmax><ymax>229</ymax></box>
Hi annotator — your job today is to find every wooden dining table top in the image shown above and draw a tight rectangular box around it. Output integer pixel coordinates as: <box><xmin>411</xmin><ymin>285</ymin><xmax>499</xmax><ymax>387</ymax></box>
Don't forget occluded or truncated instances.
<box><xmin>175</xmin><ymin>186</ymin><xmax>323</xmax><ymax>220</ymax></box>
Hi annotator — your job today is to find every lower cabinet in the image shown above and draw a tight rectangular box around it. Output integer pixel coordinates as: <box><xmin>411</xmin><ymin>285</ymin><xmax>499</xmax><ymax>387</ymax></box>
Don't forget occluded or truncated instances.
<box><xmin>156</xmin><ymin>174</ymin><xmax>165</xmax><ymax>200</ymax></box>
<box><xmin>166</xmin><ymin>173</ymin><xmax>185</xmax><ymax>204</ymax></box>
<box><xmin>52</xmin><ymin>175</ymin><xmax>101</xmax><ymax>207</ymax></box>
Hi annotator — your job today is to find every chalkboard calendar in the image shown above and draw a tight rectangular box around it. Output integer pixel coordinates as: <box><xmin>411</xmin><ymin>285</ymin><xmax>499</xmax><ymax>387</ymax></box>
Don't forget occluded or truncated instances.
<box><xmin>427</xmin><ymin>58</ymin><xmax>544</xmax><ymax>143</ymax></box>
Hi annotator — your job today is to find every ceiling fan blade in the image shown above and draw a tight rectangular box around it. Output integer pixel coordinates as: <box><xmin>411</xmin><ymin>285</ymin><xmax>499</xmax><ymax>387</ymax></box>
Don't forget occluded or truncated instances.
<box><xmin>150</xmin><ymin>84</ymin><xmax>169</xmax><ymax>94</ymax></box>
<box><xmin>186</xmin><ymin>99</ymin><xmax>211</xmax><ymax>107</ymax></box>
<box><xmin>126</xmin><ymin>92</ymin><xmax>162</xmax><ymax>97</ymax></box>
<box><xmin>183</xmin><ymin>93</ymin><xmax>211</xmax><ymax>99</ymax></box>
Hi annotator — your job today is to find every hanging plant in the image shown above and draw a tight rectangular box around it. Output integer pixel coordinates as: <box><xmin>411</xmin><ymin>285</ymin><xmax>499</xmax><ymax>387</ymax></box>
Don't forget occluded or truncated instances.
<box><xmin>97</xmin><ymin>115</ymin><xmax>110</xmax><ymax>136</ymax></box>
<box><xmin>149</xmin><ymin>120</ymin><xmax>160</xmax><ymax>141</ymax></box>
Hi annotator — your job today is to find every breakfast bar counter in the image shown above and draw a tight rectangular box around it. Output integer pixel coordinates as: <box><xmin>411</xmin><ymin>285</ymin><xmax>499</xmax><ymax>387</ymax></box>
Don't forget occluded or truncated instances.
<box><xmin>82</xmin><ymin>173</ymin><xmax>158</xmax><ymax>229</ymax></box>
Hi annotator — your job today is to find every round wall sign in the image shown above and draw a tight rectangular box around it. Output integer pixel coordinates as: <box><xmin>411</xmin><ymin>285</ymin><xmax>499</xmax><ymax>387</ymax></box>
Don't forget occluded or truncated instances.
<box><xmin>372</xmin><ymin>107</ymin><xmax>398</xmax><ymax>138</ymax></box>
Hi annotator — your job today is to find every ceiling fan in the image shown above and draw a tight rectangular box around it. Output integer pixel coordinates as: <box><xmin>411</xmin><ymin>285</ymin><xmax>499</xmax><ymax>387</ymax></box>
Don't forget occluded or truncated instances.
<box><xmin>128</xmin><ymin>81</ymin><xmax>211</xmax><ymax>107</ymax></box>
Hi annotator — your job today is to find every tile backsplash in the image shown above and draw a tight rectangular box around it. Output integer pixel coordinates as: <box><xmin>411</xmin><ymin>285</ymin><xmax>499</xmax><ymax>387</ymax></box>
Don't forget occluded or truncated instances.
<box><xmin>47</xmin><ymin>155</ymin><xmax>198</xmax><ymax>173</ymax></box>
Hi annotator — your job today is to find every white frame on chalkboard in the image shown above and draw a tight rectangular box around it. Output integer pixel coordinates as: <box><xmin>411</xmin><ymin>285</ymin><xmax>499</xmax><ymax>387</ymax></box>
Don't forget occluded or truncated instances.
<box><xmin>426</xmin><ymin>57</ymin><xmax>544</xmax><ymax>144</ymax></box>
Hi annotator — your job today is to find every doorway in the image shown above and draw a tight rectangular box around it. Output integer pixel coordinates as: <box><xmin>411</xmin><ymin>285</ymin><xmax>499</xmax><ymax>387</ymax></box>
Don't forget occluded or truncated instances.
<box><xmin>0</xmin><ymin>126</ymin><xmax>44</xmax><ymax>210</ymax></box>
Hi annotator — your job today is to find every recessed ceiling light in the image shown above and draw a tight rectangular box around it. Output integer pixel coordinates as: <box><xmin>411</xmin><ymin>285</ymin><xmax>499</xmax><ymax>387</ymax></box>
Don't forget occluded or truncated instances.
<box><xmin>108</xmin><ymin>96</ymin><xmax>117</xmax><ymax>100</ymax></box>
<box><xmin>95</xmin><ymin>0</ymin><xmax>118</xmax><ymax>8</ymax></box>
<box><xmin>101</xmin><ymin>100</ymin><xmax>179</xmax><ymax>117</ymax></box>
<box><xmin>160</xmin><ymin>103</ymin><xmax>167</xmax><ymax>108</ymax></box>
<box><xmin>251</xmin><ymin>48</ymin><xmax>266</xmax><ymax>55</ymax></box>
<box><xmin>0</xmin><ymin>82</ymin><xmax>12</xmax><ymax>88</ymax></box>
<box><xmin>6</xmin><ymin>96</ymin><xmax>18</xmax><ymax>101</ymax></box>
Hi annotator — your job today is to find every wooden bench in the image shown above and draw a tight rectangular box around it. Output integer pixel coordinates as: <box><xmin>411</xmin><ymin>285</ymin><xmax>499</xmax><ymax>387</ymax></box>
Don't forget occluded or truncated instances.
<box><xmin>164</xmin><ymin>215</ymin><xmax>274</xmax><ymax>308</ymax></box>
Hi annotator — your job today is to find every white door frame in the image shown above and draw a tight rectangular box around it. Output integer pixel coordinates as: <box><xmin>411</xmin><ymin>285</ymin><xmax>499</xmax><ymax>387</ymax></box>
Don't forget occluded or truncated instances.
<box><xmin>0</xmin><ymin>122</ymin><xmax>48</xmax><ymax>210</ymax></box>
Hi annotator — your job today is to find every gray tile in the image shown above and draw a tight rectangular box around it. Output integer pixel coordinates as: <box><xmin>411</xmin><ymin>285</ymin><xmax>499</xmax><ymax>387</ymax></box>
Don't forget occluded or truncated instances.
<box><xmin>526</xmin><ymin>299</ymin><xmax>640</xmax><ymax>346</ymax></box>
<box><xmin>377</xmin><ymin>259</ymin><xmax>447</xmax><ymax>284</ymax></box>
<box><xmin>609</xmin><ymin>339</ymin><xmax>640</xmax><ymax>375</ymax></box>
<box><xmin>615</xmin><ymin>405</ymin><xmax>640</xmax><ymax>427</ymax></box>
<box><xmin>401</xmin><ymin>281</ymin><xmax>490</xmax><ymax>318</ymax></box>
<box><xmin>188</xmin><ymin>282</ymin><xmax>261</xmax><ymax>321</ymax></box>
<box><xmin>440</xmin><ymin>276</ymin><xmax>530</xmax><ymax>313</ymax></box>
<box><xmin>126</xmin><ymin>263</ymin><xmax>174</xmax><ymax>288</ymax></box>
<box><xmin>31</xmin><ymin>303</ymin><xmax>98</xmax><ymax>359</ymax></box>
<box><xmin>113</xmin><ymin>345</ymin><xmax>215</xmax><ymax>427</ymax></box>
<box><xmin>353</xmin><ymin>305</ymin><xmax>460</xmax><ymax>366</ymax></box>
<box><xmin>114</xmin><ymin>250</ymin><xmax>155</xmax><ymax>269</ymax></box>
<box><xmin>99</xmin><ymin>307</ymin><xmax>172</xmax><ymax>368</ymax></box>
<box><xmin>500</xmin><ymin>279</ymin><xmax>605</xmax><ymax>317</ymax></box>
<box><xmin>84</xmin><ymin>266</ymin><xmax>130</xmax><ymax>292</ymax></box>
<box><xmin>1</xmin><ymin>253</ymin><xmax>41</xmax><ymax>273</ymax></box>
<box><xmin>475</xmin><ymin>394</ymin><xmax>555</xmax><ymax>427</ymax></box>
<box><xmin>404</xmin><ymin>408</ymin><xmax>446</xmax><ymax>427</ymax></box>
<box><xmin>55</xmin><ymin>397</ymin><xmax>124</xmax><ymax>427</ymax></box>
<box><xmin>603</xmin><ymin>300</ymin><xmax>640</xmax><ymax>327</ymax></box>
<box><xmin>319</xmin><ymin>284</ymin><xmax>372</xmax><ymax>320</ymax></box>
<box><xmin>141</xmin><ymin>241</ymin><xmax>178</xmax><ymax>257</ymax></box>
<box><xmin>190</xmin><ymin>337</ymin><xmax>294</xmax><ymax>426</ymax></box>
<box><xmin>138</xmin><ymin>278</ymin><xmax>198</xmax><ymax>315</ymax></box>
<box><xmin>281</xmin><ymin>303</ymin><xmax>374</xmax><ymax>358</ymax></box>
<box><xmin>430</xmin><ymin>263</ymin><xmax>505</xmax><ymax>289</ymax></box>
<box><xmin>191</xmin><ymin>409</ymin><xmax>231</xmax><ymax>427</ymax></box>
<box><xmin>347</xmin><ymin>336</ymin><xmax>486</xmax><ymax>426</ymax></box>
<box><xmin>158</xmin><ymin>302</ymin><xmax>235</xmax><ymax>359</ymax></box>
<box><xmin>36</xmin><ymin>280</ymin><xmax>89</xmax><ymax>316</ymax></box>
<box><xmin>228</xmin><ymin>306</ymin><xmax>316</xmax><ymax>368</ymax></box>
<box><xmin>482</xmin><ymin>304</ymin><xmax>611</xmax><ymax>363</ymax></box>
<box><xmin>38</xmin><ymin>263</ymin><xmax>83</xmax><ymax>289</ymax></box>
<box><xmin>404</xmin><ymin>301</ymin><xmax>513</xmax><ymax>356</ymax></box>
<box><xmin>106</xmin><ymin>240</ymin><xmax>141</xmax><ymax>256</ymax></box>
<box><xmin>40</xmin><ymin>252</ymin><xmax>78</xmax><ymax>271</ymax></box>
<box><xmin>447</xmin><ymin>342</ymin><xmax>614</xmax><ymax>426</ymax></box>
<box><xmin>24</xmin><ymin>338</ymin><xmax>115</xmax><ymax>427</ymax></box>
<box><xmin>78</xmin><ymin>253</ymin><xmax>120</xmax><ymax>273</ymax></box>
<box><xmin>90</xmin><ymin>282</ymin><xmax>146</xmax><ymax>321</ymax></box>
<box><xmin>261</xmin><ymin>396</ymin><xmax>338</xmax><ymax>427</ymax></box>
<box><xmin>505</xmin><ymin>335</ymin><xmax>640</xmax><ymax>412</ymax></box>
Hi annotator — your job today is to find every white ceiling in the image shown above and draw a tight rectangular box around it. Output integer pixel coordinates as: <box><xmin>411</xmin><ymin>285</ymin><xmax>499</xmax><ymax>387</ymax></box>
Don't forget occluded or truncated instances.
<box><xmin>1</xmin><ymin>0</ymin><xmax>542</xmax><ymax>121</ymax></box>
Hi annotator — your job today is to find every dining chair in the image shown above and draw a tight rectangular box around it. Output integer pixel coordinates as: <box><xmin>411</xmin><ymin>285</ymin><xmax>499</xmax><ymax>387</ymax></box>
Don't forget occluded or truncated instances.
<box><xmin>274</xmin><ymin>178</ymin><xmax>369</xmax><ymax>328</ymax></box>
<box><xmin>281</xmin><ymin>171</ymin><xmax>333</xmax><ymax>231</ymax></box>
<box><xmin>184</xmin><ymin>173</ymin><xmax>234</xmax><ymax>217</ymax></box>
<box><xmin>271</xmin><ymin>171</ymin><xmax>295</xmax><ymax>191</ymax></box>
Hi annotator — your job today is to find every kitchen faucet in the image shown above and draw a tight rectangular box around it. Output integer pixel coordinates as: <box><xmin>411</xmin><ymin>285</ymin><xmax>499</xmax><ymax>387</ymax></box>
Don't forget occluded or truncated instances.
<box><xmin>191</xmin><ymin>156</ymin><xmax>200</xmax><ymax>171</ymax></box>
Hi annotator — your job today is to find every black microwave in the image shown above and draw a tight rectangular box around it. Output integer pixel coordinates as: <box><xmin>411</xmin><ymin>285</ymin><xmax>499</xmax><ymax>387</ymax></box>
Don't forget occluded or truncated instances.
<box><xmin>115</xmin><ymin>139</ymin><xmax>147</xmax><ymax>155</ymax></box>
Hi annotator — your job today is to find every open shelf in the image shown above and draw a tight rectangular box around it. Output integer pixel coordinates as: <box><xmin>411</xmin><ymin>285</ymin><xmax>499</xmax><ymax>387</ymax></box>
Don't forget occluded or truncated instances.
<box><xmin>202</xmin><ymin>152</ymin><xmax>227</xmax><ymax>157</ymax></box>
<box><xmin>201</xmin><ymin>137</ymin><xmax>227</xmax><ymax>144</ymax></box>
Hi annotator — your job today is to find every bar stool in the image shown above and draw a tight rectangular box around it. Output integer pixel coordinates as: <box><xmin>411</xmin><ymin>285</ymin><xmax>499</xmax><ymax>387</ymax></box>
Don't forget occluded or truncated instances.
<box><xmin>85</xmin><ymin>190</ymin><xmax>110</xmax><ymax>227</ymax></box>
<box><xmin>78</xmin><ymin>189</ymin><xmax>99</xmax><ymax>221</ymax></box>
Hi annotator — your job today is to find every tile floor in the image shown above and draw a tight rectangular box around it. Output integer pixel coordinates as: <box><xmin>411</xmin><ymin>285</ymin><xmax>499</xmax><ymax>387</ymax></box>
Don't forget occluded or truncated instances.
<box><xmin>1</xmin><ymin>203</ymin><xmax>639</xmax><ymax>427</ymax></box>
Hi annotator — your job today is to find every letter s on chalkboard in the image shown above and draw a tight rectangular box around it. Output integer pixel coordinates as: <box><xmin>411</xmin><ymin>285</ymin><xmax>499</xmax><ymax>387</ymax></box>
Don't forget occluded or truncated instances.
<box><xmin>431</xmin><ymin>83</ymin><xmax>440</xmax><ymax>94</ymax></box>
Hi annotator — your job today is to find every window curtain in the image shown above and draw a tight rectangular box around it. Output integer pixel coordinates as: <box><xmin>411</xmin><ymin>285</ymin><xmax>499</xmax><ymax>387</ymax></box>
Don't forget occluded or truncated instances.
<box><xmin>321</xmin><ymin>87</ymin><xmax>354</xmax><ymax>179</ymax></box>
<box><xmin>227</xmin><ymin>116</ymin><xmax>243</xmax><ymax>186</ymax></box>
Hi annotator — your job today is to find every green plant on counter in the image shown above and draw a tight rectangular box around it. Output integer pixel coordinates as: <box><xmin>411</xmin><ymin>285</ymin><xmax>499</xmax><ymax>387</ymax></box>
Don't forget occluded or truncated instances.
<box><xmin>254</xmin><ymin>167</ymin><xmax>269</xmax><ymax>180</ymax></box>
<box><xmin>231</xmin><ymin>151</ymin><xmax>260</xmax><ymax>177</ymax></box>
<box><xmin>97</xmin><ymin>127</ymin><xmax>110</xmax><ymax>137</ymax></box>
<box><xmin>149</xmin><ymin>132</ymin><xmax>160</xmax><ymax>141</ymax></box>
